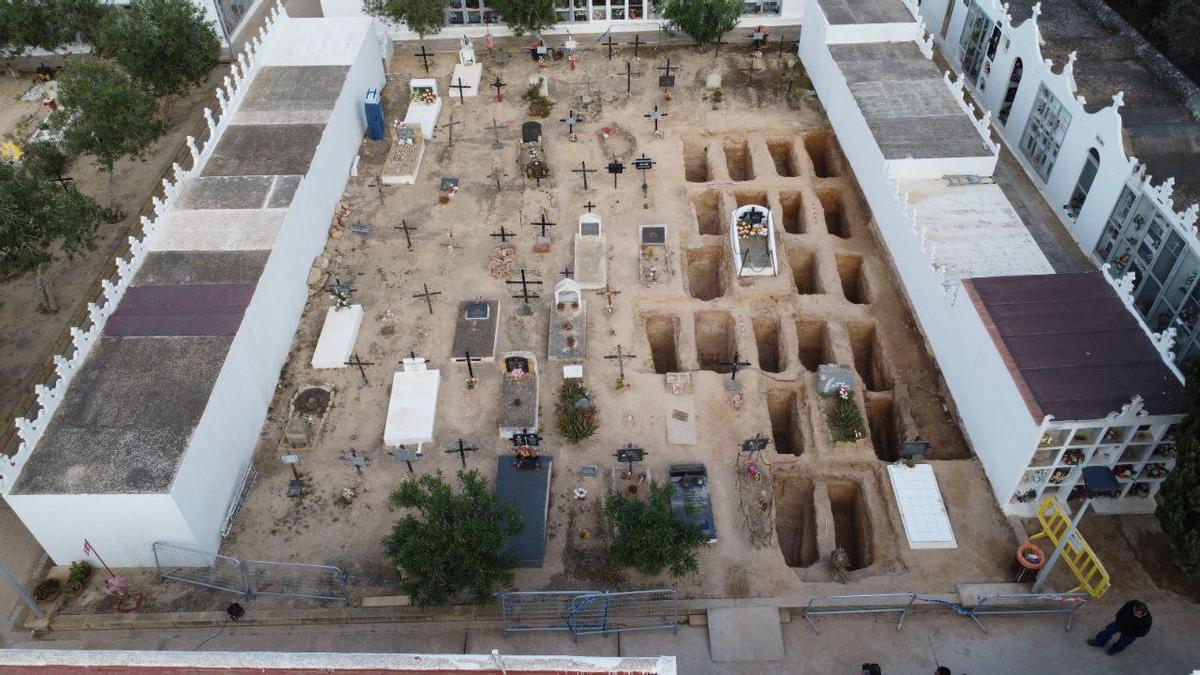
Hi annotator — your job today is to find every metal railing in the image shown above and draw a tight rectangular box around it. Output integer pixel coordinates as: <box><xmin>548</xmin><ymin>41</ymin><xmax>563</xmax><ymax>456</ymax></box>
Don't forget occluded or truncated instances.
<box><xmin>498</xmin><ymin>589</ymin><xmax>677</xmax><ymax>639</ymax></box>
<box><xmin>153</xmin><ymin>542</ymin><xmax>350</xmax><ymax>605</ymax></box>
<box><xmin>965</xmin><ymin>592</ymin><xmax>1089</xmax><ymax>634</ymax></box>
<box><xmin>801</xmin><ymin>592</ymin><xmax>918</xmax><ymax>635</ymax></box>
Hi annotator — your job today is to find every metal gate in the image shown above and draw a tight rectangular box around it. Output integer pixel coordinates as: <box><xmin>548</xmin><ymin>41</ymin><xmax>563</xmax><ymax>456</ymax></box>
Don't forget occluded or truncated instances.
<box><xmin>498</xmin><ymin>589</ymin><xmax>677</xmax><ymax>638</ymax></box>
<box><xmin>153</xmin><ymin>542</ymin><xmax>350</xmax><ymax>605</ymax></box>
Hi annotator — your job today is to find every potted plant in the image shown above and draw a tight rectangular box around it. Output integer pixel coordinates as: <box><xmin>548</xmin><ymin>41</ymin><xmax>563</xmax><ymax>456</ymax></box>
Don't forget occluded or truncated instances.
<box><xmin>32</xmin><ymin>579</ymin><xmax>61</xmax><ymax>603</ymax></box>
<box><xmin>61</xmin><ymin>561</ymin><xmax>93</xmax><ymax>596</ymax></box>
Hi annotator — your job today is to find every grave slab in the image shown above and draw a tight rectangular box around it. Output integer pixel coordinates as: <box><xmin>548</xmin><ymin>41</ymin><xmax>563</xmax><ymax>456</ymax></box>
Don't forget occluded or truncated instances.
<box><xmin>707</xmin><ymin>606</ymin><xmax>784</xmax><ymax>662</ymax></box>
<box><xmin>500</xmin><ymin>352</ymin><xmax>539</xmax><ymax>438</ymax></box>
<box><xmin>664</xmin><ymin>395</ymin><xmax>697</xmax><ymax>446</ymax></box>
<box><xmin>887</xmin><ymin>463</ymin><xmax>958</xmax><ymax>549</ymax></box>
<box><xmin>262</xmin><ymin>17</ymin><xmax>376</xmax><ymax>67</ymax></box>
<box><xmin>548</xmin><ymin>279</ymin><xmax>585</xmax><ymax>362</ymax></box>
<box><xmin>403</xmin><ymin>79</ymin><xmax>442</xmax><ymax>141</ymax></box>
<box><xmin>380</xmin><ymin>124</ymin><xmax>425</xmax><ymax>185</ymax></box>
<box><xmin>496</xmin><ymin>455</ymin><xmax>553</xmax><ymax>568</ymax></box>
<box><xmin>266</xmin><ymin>176</ymin><xmax>303</xmax><ymax>208</ymax></box>
<box><xmin>132</xmin><ymin>250</ymin><xmax>269</xmax><ymax>286</ymax></box>
<box><xmin>574</xmin><ymin>213</ymin><xmax>607</xmax><ymax>290</ymax></box>
<box><xmin>449</xmin><ymin>62</ymin><xmax>483</xmax><ymax>98</ymax></box>
<box><xmin>311</xmin><ymin>305</ymin><xmax>364</xmax><ymax>369</ymax></box>
<box><xmin>384</xmin><ymin>363</ymin><xmax>441</xmax><ymax>450</ymax></box>
<box><xmin>152</xmin><ymin>209</ymin><xmax>286</xmax><ymax>252</ymax></box>
<box><xmin>201</xmin><ymin>124</ymin><xmax>324</xmax><ymax>177</ymax></box>
<box><xmin>103</xmin><ymin>284</ymin><xmax>255</xmax><ymax>337</ymax></box>
<box><xmin>451</xmin><ymin>300</ymin><xmax>500</xmax><ymax>362</ymax></box>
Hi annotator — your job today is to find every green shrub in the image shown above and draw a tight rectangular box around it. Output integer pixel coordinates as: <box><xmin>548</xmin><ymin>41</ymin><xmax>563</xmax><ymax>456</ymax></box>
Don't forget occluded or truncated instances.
<box><xmin>605</xmin><ymin>483</ymin><xmax>706</xmax><ymax>577</ymax></box>
<box><xmin>61</xmin><ymin>560</ymin><xmax>92</xmax><ymax>595</ymax></box>
<box><xmin>32</xmin><ymin>578</ymin><xmax>61</xmax><ymax>601</ymax></box>
<box><xmin>827</xmin><ymin>396</ymin><xmax>865</xmax><ymax>443</ymax></box>
<box><xmin>522</xmin><ymin>82</ymin><xmax>552</xmax><ymax>118</ymax></box>
<box><xmin>557</xmin><ymin>380</ymin><xmax>599</xmax><ymax>443</ymax></box>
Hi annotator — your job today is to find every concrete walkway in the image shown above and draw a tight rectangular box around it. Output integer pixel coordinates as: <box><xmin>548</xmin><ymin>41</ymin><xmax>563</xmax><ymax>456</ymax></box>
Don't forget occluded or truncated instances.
<box><xmin>6</xmin><ymin>602</ymin><xmax>1199</xmax><ymax>673</ymax></box>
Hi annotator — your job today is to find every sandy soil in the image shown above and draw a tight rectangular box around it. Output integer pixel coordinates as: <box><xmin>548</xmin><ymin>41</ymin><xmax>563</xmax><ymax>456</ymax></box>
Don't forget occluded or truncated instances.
<box><xmin>206</xmin><ymin>43</ymin><xmax>1035</xmax><ymax>610</ymax></box>
<box><xmin>0</xmin><ymin>67</ymin><xmax>224</xmax><ymax>447</ymax></box>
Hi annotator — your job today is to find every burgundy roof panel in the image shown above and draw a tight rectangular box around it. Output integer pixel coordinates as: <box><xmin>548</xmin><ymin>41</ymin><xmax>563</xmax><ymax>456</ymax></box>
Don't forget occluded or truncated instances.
<box><xmin>104</xmin><ymin>284</ymin><xmax>255</xmax><ymax>337</ymax></box>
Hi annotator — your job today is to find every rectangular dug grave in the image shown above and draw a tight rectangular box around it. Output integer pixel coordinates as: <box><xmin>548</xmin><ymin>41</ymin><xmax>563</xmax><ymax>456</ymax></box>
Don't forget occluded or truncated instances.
<box><xmin>817</xmin><ymin>188</ymin><xmax>850</xmax><ymax>238</ymax></box>
<box><xmin>847</xmin><ymin>321</ymin><xmax>891</xmax><ymax>392</ymax></box>
<box><xmin>795</xmin><ymin>320</ymin><xmax>830</xmax><ymax>372</ymax></box>
<box><xmin>786</xmin><ymin>247</ymin><xmax>819</xmax><ymax>295</ymax></box>
<box><xmin>684</xmin><ymin>246</ymin><xmax>727</xmax><ymax>301</ymax></box>
<box><xmin>752</xmin><ymin>315</ymin><xmax>783</xmax><ymax>373</ymax></box>
<box><xmin>827</xmin><ymin>480</ymin><xmax>874</xmax><ymax>570</ymax></box>
<box><xmin>723</xmin><ymin>140</ymin><xmax>754</xmax><ymax>181</ymax></box>
<box><xmin>201</xmin><ymin>124</ymin><xmax>324</xmax><ymax>177</ymax></box>
<box><xmin>778</xmin><ymin>191</ymin><xmax>805</xmax><ymax>234</ymax></box>
<box><xmin>804</xmin><ymin>131</ymin><xmax>838</xmax><ymax>178</ymax></box>
<box><xmin>767</xmin><ymin>139</ymin><xmax>799</xmax><ymax>177</ymax></box>
<box><xmin>694</xmin><ymin>311</ymin><xmax>736</xmax><ymax>373</ymax></box>
<box><xmin>691</xmin><ymin>190</ymin><xmax>723</xmax><ymax>236</ymax></box>
<box><xmin>835</xmin><ymin>253</ymin><xmax>871</xmax><ymax>304</ymax></box>
<box><xmin>768</xmin><ymin>388</ymin><xmax>805</xmax><ymax>456</ymax></box>
<box><xmin>645</xmin><ymin>314</ymin><xmax>681</xmax><ymax>374</ymax></box>
<box><xmin>866</xmin><ymin>393</ymin><xmax>900</xmax><ymax>461</ymax></box>
<box><xmin>774</xmin><ymin>474</ymin><xmax>818</xmax><ymax>567</ymax></box>
<box><xmin>683</xmin><ymin>141</ymin><xmax>711</xmax><ymax>183</ymax></box>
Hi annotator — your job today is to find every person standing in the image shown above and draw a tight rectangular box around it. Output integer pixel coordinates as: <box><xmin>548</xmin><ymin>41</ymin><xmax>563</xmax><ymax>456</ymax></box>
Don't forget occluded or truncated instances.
<box><xmin>1088</xmin><ymin>600</ymin><xmax>1152</xmax><ymax>655</ymax></box>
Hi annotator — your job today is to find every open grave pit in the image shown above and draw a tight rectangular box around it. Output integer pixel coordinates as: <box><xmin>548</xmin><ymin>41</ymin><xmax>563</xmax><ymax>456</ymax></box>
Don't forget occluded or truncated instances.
<box><xmin>690</xmin><ymin>190</ymin><xmax>723</xmax><ymax>236</ymax></box>
<box><xmin>846</xmin><ymin>321</ymin><xmax>892</xmax><ymax>392</ymax></box>
<box><xmin>683</xmin><ymin>140</ymin><xmax>711</xmax><ymax>183</ymax></box>
<box><xmin>723</xmin><ymin>139</ymin><xmax>755</xmax><ymax>182</ymax></box>
<box><xmin>835</xmin><ymin>253</ymin><xmax>871</xmax><ymax>304</ymax></box>
<box><xmin>694</xmin><ymin>310</ymin><xmax>737</xmax><ymax>373</ymax></box>
<box><xmin>644</xmin><ymin>313</ymin><xmax>681</xmax><ymax>375</ymax></box>
<box><xmin>766</xmin><ymin>138</ymin><xmax>800</xmax><ymax>178</ymax></box>
<box><xmin>684</xmin><ymin>246</ymin><xmax>728</xmax><ymax>301</ymax></box>
<box><xmin>752</xmin><ymin>315</ymin><xmax>784</xmax><ymax>374</ymax></box>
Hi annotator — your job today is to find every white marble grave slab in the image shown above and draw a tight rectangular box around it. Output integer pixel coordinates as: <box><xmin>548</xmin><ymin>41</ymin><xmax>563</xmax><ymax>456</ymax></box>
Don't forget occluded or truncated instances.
<box><xmin>403</xmin><ymin>78</ymin><xmax>442</xmax><ymax>140</ymax></box>
<box><xmin>664</xmin><ymin>395</ymin><xmax>697</xmax><ymax>446</ymax></box>
<box><xmin>384</xmin><ymin>368</ymin><xmax>441</xmax><ymax>448</ymax></box>
<box><xmin>449</xmin><ymin>63</ymin><xmax>483</xmax><ymax>97</ymax></box>
<box><xmin>311</xmin><ymin>304</ymin><xmax>363</xmax><ymax>369</ymax></box>
<box><xmin>887</xmin><ymin>463</ymin><xmax>958</xmax><ymax>549</ymax></box>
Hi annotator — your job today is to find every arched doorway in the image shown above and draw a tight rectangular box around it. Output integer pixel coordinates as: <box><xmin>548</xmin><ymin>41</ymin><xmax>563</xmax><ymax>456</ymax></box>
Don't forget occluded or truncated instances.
<box><xmin>999</xmin><ymin>58</ymin><xmax>1023</xmax><ymax>125</ymax></box>
<box><xmin>1066</xmin><ymin>148</ymin><xmax>1101</xmax><ymax>219</ymax></box>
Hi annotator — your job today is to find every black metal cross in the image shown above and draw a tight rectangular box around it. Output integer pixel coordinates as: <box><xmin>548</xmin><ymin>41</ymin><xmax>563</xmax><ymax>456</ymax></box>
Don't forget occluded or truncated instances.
<box><xmin>445</xmin><ymin>438</ymin><xmax>478</xmax><ymax>468</ymax></box>
<box><xmin>628</xmin><ymin>34</ymin><xmax>644</xmax><ymax>58</ymax></box>
<box><xmin>623</xmin><ymin>61</ymin><xmax>641</xmax><ymax>94</ymax></box>
<box><xmin>573</xmin><ymin>161</ymin><xmax>596</xmax><ymax>191</ymax></box>
<box><xmin>560</xmin><ymin>266</ymin><xmax>574</xmax><ymax>279</ymax></box>
<box><xmin>491</xmin><ymin>225</ymin><xmax>515</xmax><ymax>243</ymax></box>
<box><xmin>607</xmin><ymin>160</ymin><xmax>624</xmax><ymax>188</ymax></box>
<box><xmin>633</xmin><ymin>153</ymin><xmax>655</xmax><ymax>191</ymax></box>
<box><xmin>414</xmin><ymin>44</ymin><xmax>433</xmax><ymax>73</ymax></box>
<box><xmin>605</xmin><ymin>344</ymin><xmax>636</xmax><ymax>380</ymax></box>
<box><xmin>441</xmin><ymin>112</ymin><xmax>461</xmax><ymax>146</ymax></box>
<box><xmin>449</xmin><ymin>77</ymin><xmax>470</xmax><ymax>104</ymax></box>
<box><xmin>344</xmin><ymin>354</ymin><xmax>374</xmax><ymax>385</ymax></box>
<box><xmin>487</xmin><ymin>118</ymin><xmax>507</xmax><ymax>150</ymax></box>
<box><xmin>719</xmin><ymin>351</ymin><xmax>752</xmax><ymax>381</ymax></box>
<box><xmin>614</xmin><ymin>443</ymin><xmax>647</xmax><ymax>474</ymax></box>
<box><xmin>604</xmin><ymin>33</ymin><xmax>616</xmax><ymax>60</ymax></box>
<box><xmin>52</xmin><ymin>170</ymin><xmax>74</xmax><ymax>193</ymax></box>
<box><xmin>657</xmin><ymin>58</ymin><xmax>678</xmax><ymax>89</ymax></box>
<box><xmin>644</xmin><ymin>105</ymin><xmax>667</xmax><ymax>132</ymax></box>
<box><xmin>507</xmin><ymin>269</ymin><xmax>543</xmax><ymax>305</ymax></box>
<box><xmin>777</xmin><ymin>35</ymin><xmax>792</xmax><ymax>58</ymax></box>
<box><xmin>394</xmin><ymin>219</ymin><xmax>418</xmax><ymax>250</ymax></box>
<box><xmin>560</xmin><ymin>109</ymin><xmax>579</xmax><ymax>135</ymax></box>
<box><xmin>413</xmin><ymin>283</ymin><xmax>442</xmax><ymax>315</ymax></box>
<box><xmin>531</xmin><ymin>212</ymin><xmax>556</xmax><ymax>238</ymax></box>
<box><xmin>462</xmin><ymin>351</ymin><xmax>480</xmax><ymax>379</ymax></box>
<box><xmin>583</xmin><ymin>200</ymin><xmax>596</xmax><ymax>213</ymax></box>
<box><xmin>491</xmin><ymin>76</ymin><xmax>507</xmax><ymax>101</ymax></box>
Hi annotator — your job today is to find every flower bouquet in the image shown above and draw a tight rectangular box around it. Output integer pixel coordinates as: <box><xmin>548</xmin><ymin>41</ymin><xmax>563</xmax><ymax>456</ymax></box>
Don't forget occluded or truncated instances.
<box><xmin>736</xmin><ymin>217</ymin><xmax>768</xmax><ymax>238</ymax></box>
<box><xmin>410</xmin><ymin>87</ymin><xmax>436</xmax><ymax>104</ymax></box>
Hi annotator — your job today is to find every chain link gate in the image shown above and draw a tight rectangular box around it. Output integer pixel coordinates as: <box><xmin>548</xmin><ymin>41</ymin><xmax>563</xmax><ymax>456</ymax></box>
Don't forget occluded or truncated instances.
<box><xmin>153</xmin><ymin>542</ymin><xmax>350</xmax><ymax>605</ymax></box>
<box><xmin>498</xmin><ymin>589</ymin><xmax>678</xmax><ymax>639</ymax></box>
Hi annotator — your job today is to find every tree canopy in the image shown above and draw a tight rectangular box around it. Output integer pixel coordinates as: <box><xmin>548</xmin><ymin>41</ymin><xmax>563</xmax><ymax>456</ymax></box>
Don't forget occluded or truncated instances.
<box><xmin>55</xmin><ymin>59</ymin><xmax>162</xmax><ymax>206</ymax></box>
<box><xmin>605</xmin><ymin>483</ymin><xmax>706</xmax><ymax>578</ymax></box>
<box><xmin>98</xmin><ymin>0</ymin><xmax>220</xmax><ymax>103</ymax></box>
<box><xmin>488</xmin><ymin>0</ymin><xmax>556</xmax><ymax>37</ymax></box>
<box><xmin>384</xmin><ymin>470</ymin><xmax>523</xmax><ymax>606</ymax></box>
<box><xmin>362</xmin><ymin>0</ymin><xmax>445</xmax><ymax>38</ymax></box>
<box><xmin>1157</xmin><ymin>360</ymin><xmax>1200</xmax><ymax>576</ymax></box>
<box><xmin>0</xmin><ymin>162</ymin><xmax>100</xmax><ymax>280</ymax></box>
<box><xmin>660</xmin><ymin>0</ymin><xmax>743</xmax><ymax>46</ymax></box>
<box><xmin>0</xmin><ymin>0</ymin><xmax>107</xmax><ymax>57</ymax></box>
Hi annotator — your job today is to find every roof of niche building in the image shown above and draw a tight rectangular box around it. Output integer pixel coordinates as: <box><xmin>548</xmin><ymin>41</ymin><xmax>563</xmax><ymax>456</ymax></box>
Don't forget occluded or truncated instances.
<box><xmin>817</xmin><ymin>0</ymin><xmax>914</xmax><ymax>25</ymax></box>
<box><xmin>829</xmin><ymin>42</ymin><xmax>995</xmax><ymax>160</ymax></box>
<box><xmin>964</xmin><ymin>272</ymin><xmax>1185</xmax><ymax>422</ymax></box>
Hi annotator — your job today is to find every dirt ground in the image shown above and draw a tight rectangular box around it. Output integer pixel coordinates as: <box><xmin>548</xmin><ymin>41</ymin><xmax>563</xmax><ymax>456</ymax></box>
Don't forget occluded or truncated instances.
<box><xmin>0</xmin><ymin>67</ymin><xmax>224</xmax><ymax>444</ymax></box>
<box><xmin>208</xmin><ymin>43</ymin><xmax>1029</xmax><ymax>607</ymax></box>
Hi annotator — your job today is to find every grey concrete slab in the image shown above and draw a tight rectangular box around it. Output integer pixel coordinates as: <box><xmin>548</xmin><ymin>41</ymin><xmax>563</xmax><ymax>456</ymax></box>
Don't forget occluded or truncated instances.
<box><xmin>707</xmin><ymin>606</ymin><xmax>784</xmax><ymax>662</ymax></box>
<box><xmin>201</xmin><ymin>124</ymin><xmax>323</xmax><ymax>177</ymax></box>
<box><xmin>267</xmin><ymin>175</ymin><xmax>303</xmax><ymax>208</ymax></box>
<box><xmin>177</xmin><ymin>176</ymin><xmax>277</xmax><ymax>210</ymax></box>
<box><xmin>450</xmin><ymin>300</ymin><xmax>500</xmax><ymax>360</ymax></box>
<box><xmin>818</xmin><ymin>0</ymin><xmax>912</xmax><ymax>25</ymax></box>
<box><xmin>240</xmin><ymin>66</ymin><xmax>349</xmax><ymax>113</ymax></box>
<box><xmin>133</xmin><ymin>251</ymin><xmax>270</xmax><ymax>286</ymax></box>
<box><xmin>11</xmin><ymin>336</ymin><xmax>232</xmax><ymax>495</ymax></box>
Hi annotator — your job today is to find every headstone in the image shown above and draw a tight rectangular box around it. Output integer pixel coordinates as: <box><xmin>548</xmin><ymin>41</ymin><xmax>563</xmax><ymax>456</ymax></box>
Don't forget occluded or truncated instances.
<box><xmin>284</xmin><ymin>416</ymin><xmax>311</xmax><ymax>447</ymax></box>
<box><xmin>817</xmin><ymin>364</ymin><xmax>855</xmax><ymax>395</ymax></box>
<box><xmin>705</xmin><ymin>71</ymin><xmax>722</xmax><ymax>89</ymax></box>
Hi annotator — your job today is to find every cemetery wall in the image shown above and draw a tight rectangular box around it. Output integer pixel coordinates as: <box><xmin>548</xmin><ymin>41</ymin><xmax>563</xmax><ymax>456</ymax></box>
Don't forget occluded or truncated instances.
<box><xmin>170</xmin><ymin>23</ymin><xmax>384</xmax><ymax>558</ymax></box>
<box><xmin>801</xmin><ymin>0</ymin><xmax>1042</xmax><ymax>508</ymax></box>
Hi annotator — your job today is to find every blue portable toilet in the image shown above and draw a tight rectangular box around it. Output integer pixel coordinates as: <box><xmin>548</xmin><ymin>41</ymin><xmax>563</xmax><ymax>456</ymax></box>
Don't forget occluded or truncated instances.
<box><xmin>364</xmin><ymin>88</ymin><xmax>384</xmax><ymax>140</ymax></box>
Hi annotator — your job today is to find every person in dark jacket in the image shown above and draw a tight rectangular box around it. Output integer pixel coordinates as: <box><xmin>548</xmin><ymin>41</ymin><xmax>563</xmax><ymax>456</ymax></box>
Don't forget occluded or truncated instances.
<box><xmin>1088</xmin><ymin>600</ymin><xmax>1152</xmax><ymax>655</ymax></box>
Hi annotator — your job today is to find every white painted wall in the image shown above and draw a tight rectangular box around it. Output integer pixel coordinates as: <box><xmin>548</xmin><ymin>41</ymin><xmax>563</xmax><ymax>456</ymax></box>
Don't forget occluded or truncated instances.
<box><xmin>801</xmin><ymin>0</ymin><xmax>1041</xmax><ymax>509</ymax></box>
<box><xmin>4</xmin><ymin>493</ymin><xmax>196</xmax><ymax>566</ymax></box>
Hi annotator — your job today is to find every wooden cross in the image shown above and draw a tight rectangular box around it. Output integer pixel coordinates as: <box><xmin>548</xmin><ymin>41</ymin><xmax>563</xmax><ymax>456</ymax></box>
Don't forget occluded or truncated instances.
<box><xmin>597</xmin><ymin>283</ymin><xmax>620</xmax><ymax>313</ymax></box>
<box><xmin>561</xmin><ymin>266</ymin><xmax>574</xmax><ymax>279</ymax></box>
<box><xmin>573</xmin><ymin>160</ymin><xmax>596</xmax><ymax>191</ymax></box>
<box><xmin>604</xmin><ymin>33</ymin><xmax>616</xmax><ymax>60</ymax></box>
<box><xmin>490</xmin><ymin>165</ymin><xmax>506</xmax><ymax>192</ymax></box>
<box><xmin>491</xmin><ymin>76</ymin><xmax>507</xmax><ymax>101</ymax></box>
<box><xmin>720</xmin><ymin>351</ymin><xmax>752</xmax><ymax>381</ymax></box>
<box><xmin>449</xmin><ymin>77</ymin><xmax>470</xmax><ymax>104</ymax></box>
<box><xmin>445</xmin><ymin>438</ymin><xmax>478</xmax><ymax>468</ymax></box>
<box><xmin>394</xmin><ymin>219</ymin><xmax>418</xmax><ymax>250</ymax></box>
<box><xmin>644</xmin><ymin>105</ymin><xmax>667</xmax><ymax>132</ymax></box>
<box><xmin>628</xmin><ymin>34</ymin><xmax>644</xmax><ymax>58</ymax></box>
<box><xmin>412</xmin><ymin>283</ymin><xmax>442</xmax><ymax>315</ymax></box>
<box><xmin>52</xmin><ymin>170</ymin><xmax>74</xmax><ymax>193</ymax></box>
<box><xmin>605</xmin><ymin>344</ymin><xmax>637</xmax><ymax>381</ymax></box>
<box><xmin>344</xmin><ymin>354</ymin><xmax>374</xmax><ymax>385</ymax></box>
<box><xmin>441</xmin><ymin>112</ymin><xmax>461</xmax><ymax>147</ymax></box>
<box><xmin>560</xmin><ymin>109</ymin><xmax>579</xmax><ymax>135</ymax></box>
<box><xmin>607</xmin><ymin>160</ymin><xmax>624</xmax><ymax>188</ymax></box>
<box><xmin>583</xmin><ymin>200</ymin><xmax>596</xmax><ymax>213</ymax></box>
<box><xmin>414</xmin><ymin>44</ymin><xmax>433</xmax><ymax>73</ymax></box>
<box><xmin>491</xmin><ymin>225</ymin><xmax>515</xmax><ymax>243</ymax></box>
<box><xmin>623</xmin><ymin>61</ymin><xmax>641</xmax><ymax>94</ymax></box>
<box><xmin>531</xmin><ymin>212</ymin><xmax>556</xmax><ymax>237</ymax></box>
<box><xmin>777</xmin><ymin>35</ymin><xmax>792</xmax><ymax>58</ymax></box>
<box><xmin>657</xmin><ymin>58</ymin><xmax>678</xmax><ymax>89</ymax></box>
<box><xmin>487</xmin><ymin>118</ymin><xmax>507</xmax><ymax>149</ymax></box>
<box><xmin>370</xmin><ymin>175</ymin><xmax>386</xmax><ymax>204</ymax></box>
<box><xmin>462</xmin><ymin>350</ymin><xmax>481</xmax><ymax>379</ymax></box>
<box><xmin>507</xmin><ymin>269</ymin><xmax>543</xmax><ymax>305</ymax></box>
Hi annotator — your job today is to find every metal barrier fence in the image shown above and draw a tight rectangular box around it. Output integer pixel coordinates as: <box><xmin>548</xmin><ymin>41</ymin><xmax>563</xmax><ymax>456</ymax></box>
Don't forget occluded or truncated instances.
<box><xmin>801</xmin><ymin>593</ymin><xmax>918</xmax><ymax>635</ymax></box>
<box><xmin>498</xmin><ymin>590</ymin><xmax>677</xmax><ymax>639</ymax></box>
<box><xmin>152</xmin><ymin>542</ymin><xmax>350</xmax><ymax>605</ymax></box>
<box><xmin>966</xmin><ymin>592</ymin><xmax>1089</xmax><ymax>634</ymax></box>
